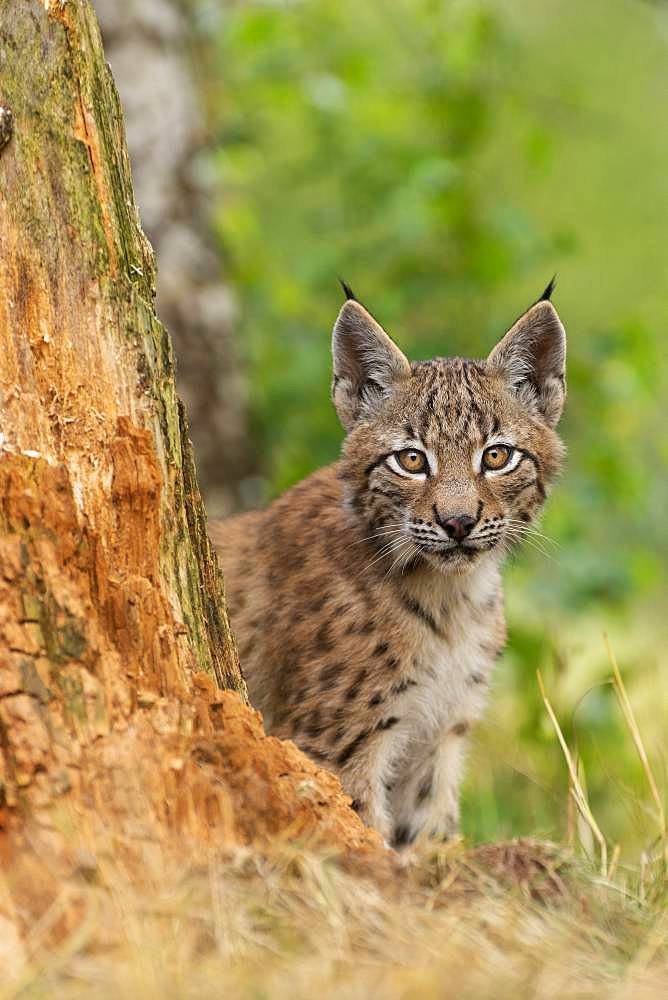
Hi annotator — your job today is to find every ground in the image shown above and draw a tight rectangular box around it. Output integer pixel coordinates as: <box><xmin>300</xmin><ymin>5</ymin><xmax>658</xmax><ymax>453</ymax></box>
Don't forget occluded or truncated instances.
<box><xmin>2</xmin><ymin>688</ymin><xmax>667</xmax><ymax>998</ymax></box>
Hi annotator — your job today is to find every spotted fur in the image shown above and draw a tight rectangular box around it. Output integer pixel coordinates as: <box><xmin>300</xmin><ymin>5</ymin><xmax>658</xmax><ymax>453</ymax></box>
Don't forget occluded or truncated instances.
<box><xmin>210</xmin><ymin>291</ymin><xmax>566</xmax><ymax>847</ymax></box>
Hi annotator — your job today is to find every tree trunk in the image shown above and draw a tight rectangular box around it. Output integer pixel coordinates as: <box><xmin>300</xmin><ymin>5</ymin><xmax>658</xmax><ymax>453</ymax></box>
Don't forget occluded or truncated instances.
<box><xmin>0</xmin><ymin>0</ymin><xmax>244</xmax><ymax>826</ymax></box>
<box><xmin>0</xmin><ymin>5</ymin><xmax>377</xmax><ymax>919</ymax></box>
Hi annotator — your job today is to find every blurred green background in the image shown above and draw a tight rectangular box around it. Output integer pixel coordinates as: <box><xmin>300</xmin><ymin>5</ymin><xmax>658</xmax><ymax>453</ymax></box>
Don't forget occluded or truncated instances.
<box><xmin>205</xmin><ymin>0</ymin><xmax>667</xmax><ymax>857</ymax></box>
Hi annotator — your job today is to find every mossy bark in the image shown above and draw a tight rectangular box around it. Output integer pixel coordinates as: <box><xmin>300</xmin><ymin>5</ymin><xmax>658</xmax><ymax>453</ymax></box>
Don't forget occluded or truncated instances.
<box><xmin>0</xmin><ymin>0</ymin><xmax>245</xmax><ymax>829</ymax></box>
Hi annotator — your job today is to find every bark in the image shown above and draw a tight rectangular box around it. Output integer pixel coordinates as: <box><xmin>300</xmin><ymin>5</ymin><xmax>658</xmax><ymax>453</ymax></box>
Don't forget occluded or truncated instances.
<box><xmin>96</xmin><ymin>0</ymin><xmax>250</xmax><ymax>517</ymax></box>
<box><xmin>0</xmin><ymin>0</ymin><xmax>245</xmax><ymax>828</ymax></box>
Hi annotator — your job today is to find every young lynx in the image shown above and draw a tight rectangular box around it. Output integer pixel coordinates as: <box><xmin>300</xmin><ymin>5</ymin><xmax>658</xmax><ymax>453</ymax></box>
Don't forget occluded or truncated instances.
<box><xmin>211</xmin><ymin>283</ymin><xmax>566</xmax><ymax>848</ymax></box>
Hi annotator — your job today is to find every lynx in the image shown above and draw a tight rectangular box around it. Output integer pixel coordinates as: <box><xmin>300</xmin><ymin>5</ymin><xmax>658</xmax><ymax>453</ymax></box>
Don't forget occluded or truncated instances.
<box><xmin>211</xmin><ymin>282</ymin><xmax>566</xmax><ymax>848</ymax></box>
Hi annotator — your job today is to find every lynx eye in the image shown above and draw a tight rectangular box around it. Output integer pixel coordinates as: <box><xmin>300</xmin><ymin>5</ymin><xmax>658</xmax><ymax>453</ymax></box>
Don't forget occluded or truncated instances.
<box><xmin>396</xmin><ymin>448</ymin><xmax>427</xmax><ymax>474</ymax></box>
<box><xmin>482</xmin><ymin>444</ymin><xmax>513</xmax><ymax>471</ymax></box>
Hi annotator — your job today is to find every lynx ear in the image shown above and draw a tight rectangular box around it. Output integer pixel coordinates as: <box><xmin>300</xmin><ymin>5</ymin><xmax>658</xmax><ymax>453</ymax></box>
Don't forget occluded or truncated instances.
<box><xmin>332</xmin><ymin>299</ymin><xmax>411</xmax><ymax>430</ymax></box>
<box><xmin>487</xmin><ymin>296</ymin><xmax>566</xmax><ymax>428</ymax></box>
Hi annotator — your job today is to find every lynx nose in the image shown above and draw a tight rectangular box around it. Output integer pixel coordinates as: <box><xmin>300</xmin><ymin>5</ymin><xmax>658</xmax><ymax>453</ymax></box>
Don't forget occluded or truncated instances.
<box><xmin>441</xmin><ymin>514</ymin><xmax>476</xmax><ymax>541</ymax></box>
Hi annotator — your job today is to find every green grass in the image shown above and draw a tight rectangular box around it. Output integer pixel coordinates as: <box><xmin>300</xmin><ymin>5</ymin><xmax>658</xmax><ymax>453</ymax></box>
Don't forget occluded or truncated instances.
<box><xmin>463</xmin><ymin>608</ymin><xmax>668</xmax><ymax>854</ymax></box>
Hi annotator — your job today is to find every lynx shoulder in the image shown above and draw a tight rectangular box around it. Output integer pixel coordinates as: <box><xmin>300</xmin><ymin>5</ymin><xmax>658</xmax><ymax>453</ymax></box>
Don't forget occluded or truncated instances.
<box><xmin>211</xmin><ymin>284</ymin><xmax>566</xmax><ymax>847</ymax></box>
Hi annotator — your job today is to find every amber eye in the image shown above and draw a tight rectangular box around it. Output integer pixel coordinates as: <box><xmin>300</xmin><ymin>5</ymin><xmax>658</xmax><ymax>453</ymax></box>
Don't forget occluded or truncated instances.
<box><xmin>396</xmin><ymin>449</ymin><xmax>428</xmax><ymax>474</ymax></box>
<box><xmin>482</xmin><ymin>444</ymin><xmax>513</xmax><ymax>471</ymax></box>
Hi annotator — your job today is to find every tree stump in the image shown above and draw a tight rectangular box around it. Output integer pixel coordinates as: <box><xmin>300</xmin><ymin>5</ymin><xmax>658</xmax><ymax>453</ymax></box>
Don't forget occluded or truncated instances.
<box><xmin>0</xmin><ymin>0</ymin><xmax>247</xmax><ymax>833</ymax></box>
<box><xmin>0</xmin><ymin>9</ymin><xmax>380</xmax><ymax>945</ymax></box>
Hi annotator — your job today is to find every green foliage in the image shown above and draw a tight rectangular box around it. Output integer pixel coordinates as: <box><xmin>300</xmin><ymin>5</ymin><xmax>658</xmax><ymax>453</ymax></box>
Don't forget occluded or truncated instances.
<box><xmin>216</xmin><ymin>0</ymin><xmax>532</xmax><ymax>488</ymax></box>
<box><xmin>211</xmin><ymin>0</ymin><xmax>668</xmax><ymax>855</ymax></box>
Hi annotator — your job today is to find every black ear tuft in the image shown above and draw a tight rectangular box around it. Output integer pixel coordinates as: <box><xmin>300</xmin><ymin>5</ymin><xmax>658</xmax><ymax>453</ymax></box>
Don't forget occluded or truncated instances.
<box><xmin>537</xmin><ymin>274</ymin><xmax>557</xmax><ymax>303</ymax></box>
<box><xmin>331</xmin><ymin>298</ymin><xmax>410</xmax><ymax>431</ymax></box>
<box><xmin>488</xmin><ymin>292</ymin><xmax>566</xmax><ymax>428</ymax></box>
<box><xmin>339</xmin><ymin>278</ymin><xmax>357</xmax><ymax>302</ymax></box>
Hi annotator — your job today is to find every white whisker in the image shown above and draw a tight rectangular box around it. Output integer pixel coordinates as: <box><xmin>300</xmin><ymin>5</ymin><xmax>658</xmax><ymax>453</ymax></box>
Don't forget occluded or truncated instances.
<box><xmin>363</xmin><ymin>536</ymin><xmax>410</xmax><ymax>575</ymax></box>
<box><xmin>384</xmin><ymin>539</ymin><xmax>415</xmax><ymax>580</ymax></box>
<box><xmin>504</xmin><ymin>518</ymin><xmax>559</xmax><ymax>548</ymax></box>
<box><xmin>502</xmin><ymin>525</ymin><xmax>556</xmax><ymax>561</ymax></box>
<box><xmin>343</xmin><ymin>526</ymin><xmax>406</xmax><ymax>556</ymax></box>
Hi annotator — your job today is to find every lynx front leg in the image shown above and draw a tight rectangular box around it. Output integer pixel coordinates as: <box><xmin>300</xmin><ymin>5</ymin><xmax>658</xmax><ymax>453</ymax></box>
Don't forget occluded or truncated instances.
<box><xmin>336</xmin><ymin>727</ymin><xmax>411</xmax><ymax>845</ymax></box>
<box><xmin>389</xmin><ymin>727</ymin><xmax>469</xmax><ymax>848</ymax></box>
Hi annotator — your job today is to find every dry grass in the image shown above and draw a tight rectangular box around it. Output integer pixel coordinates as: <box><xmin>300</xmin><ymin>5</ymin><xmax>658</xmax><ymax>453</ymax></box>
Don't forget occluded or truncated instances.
<box><xmin>3</xmin><ymin>640</ymin><xmax>667</xmax><ymax>999</ymax></box>
<box><xmin>2</xmin><ymin>837</ymin><xmax>666</xmax><ymax>1000</ymax></box>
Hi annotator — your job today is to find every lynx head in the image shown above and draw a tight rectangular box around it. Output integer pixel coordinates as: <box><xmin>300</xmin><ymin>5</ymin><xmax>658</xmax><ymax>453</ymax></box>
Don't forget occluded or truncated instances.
<box><xmin>332</xmin><ymin>282</ymin><xmax>566</xmax><ymax>574</ymax></box>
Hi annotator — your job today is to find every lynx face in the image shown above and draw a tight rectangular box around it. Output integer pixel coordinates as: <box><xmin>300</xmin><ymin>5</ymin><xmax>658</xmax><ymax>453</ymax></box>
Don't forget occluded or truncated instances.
<box><xmin>333</xmin><ymin>289</ymin><xmax>566</xmax><ymax>576</ymax></box>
